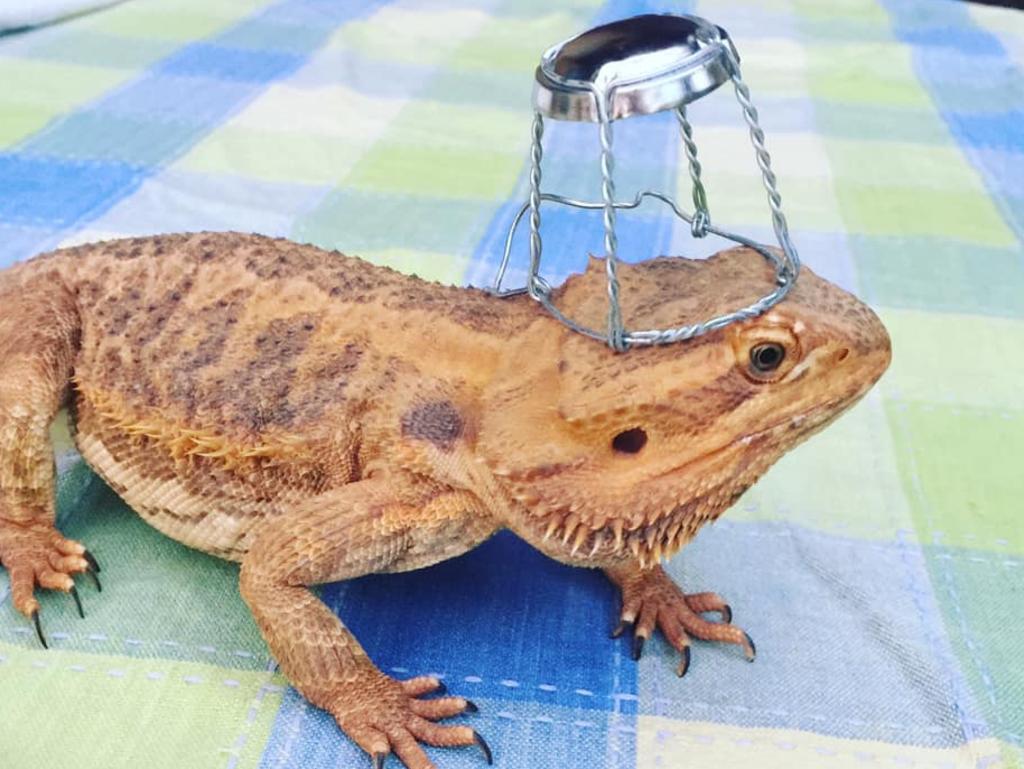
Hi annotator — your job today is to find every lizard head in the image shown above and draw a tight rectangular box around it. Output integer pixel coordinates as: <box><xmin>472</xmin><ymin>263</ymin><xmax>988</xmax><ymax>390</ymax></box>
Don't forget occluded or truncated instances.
<box><xmin>480</xmin><ymin>246</ymin><xmax>891</xmax><ymax>568</ymax></box>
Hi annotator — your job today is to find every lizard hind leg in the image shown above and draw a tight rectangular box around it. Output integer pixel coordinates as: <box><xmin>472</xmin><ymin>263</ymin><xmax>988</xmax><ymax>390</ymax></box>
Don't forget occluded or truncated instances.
<box><xmin>0</xmin><ymin>271</ymin><xmax>95</xmax><ymax>643</ymax></box>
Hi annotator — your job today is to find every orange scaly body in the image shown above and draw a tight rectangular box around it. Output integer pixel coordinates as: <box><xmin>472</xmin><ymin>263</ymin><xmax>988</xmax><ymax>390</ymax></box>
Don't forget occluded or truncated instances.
<box><xmin>0</xmin><ymin>232</ymin><xmax>890</xmax><ymax>768</ymax></box>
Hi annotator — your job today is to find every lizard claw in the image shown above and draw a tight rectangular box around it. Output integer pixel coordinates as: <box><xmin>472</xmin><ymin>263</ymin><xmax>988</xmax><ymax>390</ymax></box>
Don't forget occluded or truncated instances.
<box><xmin>610</xmin><ymin>566</ymin><xmax>755</xmax><ymax>676</ymax></box>
<box><xmin>743</xmin><ymin>632</ymin><xmax>757</xmax><ymax>662</ymax></box>
<box><xmin>610</xmin><ymin>619</ymin><xmax>632</xmax><ymax>639</ymax></box>
<box><xmin>85</xmin><ymin>564</ymin><xmax>102</xmax><ymax>592</ymax></box>
<box><xmin>631</xmin><ymin>634</ymin><xmax>645</xmax><ymax>661</ymax></box>
<box><xmin>333</xmin><ymin>672</ymin><xmax>494</xmax><ymax>768</ymax></box>
<box><xmin>31</xmin><ymin>610</ymin><xmax>48</xmax><ymax>649</ymax></box>
<box><xmin>0</xmin><ymin>520</ymin><xmax>92</xmax><ymax>635</ymax></box>
<box><xmin>84</xmin><ymin>549</ymin><xmax>102</xmax><ymax>573</ymax></box>
<box><xmin>83</xmin><ymin>550</ymin><xmax>102</xmax><ymax>591</ymax></box>
<box><xmin>675</xmin><ymin>645</ymin><xmax>691</xmax><ymax>678</ymax></box>
<box><xmin>473</xmin><ymin>730</ymin><xmax>493</xmax><ymax>765</ymax></box>
<box><xmin>69</xmin><ymin>584</ymin><xmax>85</xmax><ymax>618</ymax></box>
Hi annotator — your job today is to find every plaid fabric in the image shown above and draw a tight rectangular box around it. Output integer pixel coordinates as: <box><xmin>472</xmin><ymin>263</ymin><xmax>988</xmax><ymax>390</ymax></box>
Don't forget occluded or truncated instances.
<box><xmin>1</xmin><ymin>0</ymin><xmax>1021</xmax><ymax>767</ymax></box>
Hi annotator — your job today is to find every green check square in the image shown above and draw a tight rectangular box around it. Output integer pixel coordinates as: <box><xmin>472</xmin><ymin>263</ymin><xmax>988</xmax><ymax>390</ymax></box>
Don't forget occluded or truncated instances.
<box><xmin>798</xmin><ymin>19</ymin><xmax>895</xmax><ymax>43</ymax></box>
<box><xmin>834</xmin><ymin>184</ymin><xmax>1016</xmax><ymax>246</ymax></box>
<box><xmin>698</xmin><ymin>173</ymin><xmax>845</xmax><ymax>231</ymax></box>
<box><xmin>0</xmin><ymin>59</ymin><xmax>128</xmax><ymax>110</ymax></box>
<box><xmin>85</xmin><ymin>3</ymin><xmax>254</xmax><ymax>42</ymax></box>
<box><xmin>1000</xmin><ymin>743</ymin><xmax>1024</xmax><ymax>769</ymax></box>
<box><xmin>922</xmin><ymin>547</ymin><xmax>1024</xmax><ymax>746</ymax></box>
<box><xmin>293</xmin><ymin>190</ymin><xmax>495</xmax><ymax>257</ymax></box>
<box><xmin>0</xmin><ymin>472</ymin><xmax>271</xmax><ymax>669</ymax></box>
<box><xmin>421</xmin><ymin>68</ymin><xmax>531</xmax><ymax>111</ymax></box>
<box><xmin>0</xmin><ymin>103</ymin><xmax>58</xmax><ymax>149</ymax></box>
<box><xmin>826</xmin><ymin>138</ymin><xmax>990</xmax><ymax>193</ymax></box>
<box><xmin>808</xmin><ymin>43</ymin><xmax>931</xmax><ymax>107</ymax></box>
<box><xmin>0</xmin><ymin>644</ymin><xmax>282</xmax><ymax>769</ymax></box>
<box><xmin>493</xmin><ymin>0</ymin><xmax>603</xmax><ymax>19</ymax></box>
<box><xmin>878</xmin><ymin>309</ymin><xmax>1024</xmax><ymax>411</ymax></box>
<box><xmin>29</xmin><ymin>111</ymin><xmax>202</xmax><ymax>166</ymax></box>
<box><xmin>736</xmin><ymin>394</ymin><xmax>914</xmax><ymax>542</ymax></box>
<box><xmin>887</xmin><ymin>401</ymin><xmax>1024</xmax><ymax>553</ymax></box>
<box><xmin>794</xmin><ymin>0</ymin><xmax>889</xmax><ymax>22</ymax></box>
<box><xmin>384</xmin><ymin>100</ymin><xmax>525</xmax><ymax>155</ymax></box>
<box><xmin>345</xmin><ymin>143</ymin><xmax>521</xmax><ymax>201</ymax></box>
<box><xmin>179</xmin><ymin>126</ymin><xmax>367</xmax><ymax>185</ymax></box>
<box><xmin>25</xmin><ymin>30</ymin><xmax>176</xmax><ymax>70</ymax></box>
<box><xmin>331</xmin><ymin>7</ymin><xmax>496</xmax><ymax>66</ymax></box>
<box><xmin>448</xmin><ymin>12</ymin><xmax>583</xmax><ymax>73</ymax></box>
<box><xmin>813</xmin><ymin>102</ymin><xmax>951</xmax><ymax>144</ymax></box>
<box><xmin>852</xmin><ymin>235</ymin><xmax>1024</xmax><ymax>318</ymax></box>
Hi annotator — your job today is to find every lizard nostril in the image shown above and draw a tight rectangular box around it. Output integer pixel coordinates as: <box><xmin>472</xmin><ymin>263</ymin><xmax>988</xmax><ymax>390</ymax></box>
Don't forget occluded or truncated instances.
<box><xmin>835</xmin><ymin>348</ymin><xmax>850</xmax><ymax>364</ymax></box>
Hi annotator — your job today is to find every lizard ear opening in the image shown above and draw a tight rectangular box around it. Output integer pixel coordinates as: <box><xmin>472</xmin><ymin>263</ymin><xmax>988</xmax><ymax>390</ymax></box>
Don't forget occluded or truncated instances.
<box><xmin>611</xmin><ymin>427</ymin><xmax>647</xmax><ymax>454</ymax></box>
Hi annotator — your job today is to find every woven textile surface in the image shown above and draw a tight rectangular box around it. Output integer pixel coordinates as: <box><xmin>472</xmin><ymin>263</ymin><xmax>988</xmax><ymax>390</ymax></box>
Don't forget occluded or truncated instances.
<box><xmin>0</xmin><ymin>0</ymin><xmax>1021</xmax><ymax>767</ymax></box>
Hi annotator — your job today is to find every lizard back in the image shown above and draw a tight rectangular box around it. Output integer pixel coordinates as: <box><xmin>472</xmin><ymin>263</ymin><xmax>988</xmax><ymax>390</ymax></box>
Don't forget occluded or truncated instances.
<box><xmin>13</xmin><ymin>232</ymin><xmax>528</xmax><ymax>559</ymax></box>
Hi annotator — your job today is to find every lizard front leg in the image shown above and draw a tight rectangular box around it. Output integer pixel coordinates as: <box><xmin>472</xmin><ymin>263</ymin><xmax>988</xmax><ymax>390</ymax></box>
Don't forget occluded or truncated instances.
<box><xmin>0</xmin><ymin>276</ymin><xmax>98</xmax><ymax>645</ymax></box>
<box><xmin>604</xmin><ymin>563</ymin><xmax>755</xmax><ymax>676</ymax></box>
<box><xmin>240</xmin><ymin>475</ymin><xmax>496</xmax><ymax>769</ymax></box>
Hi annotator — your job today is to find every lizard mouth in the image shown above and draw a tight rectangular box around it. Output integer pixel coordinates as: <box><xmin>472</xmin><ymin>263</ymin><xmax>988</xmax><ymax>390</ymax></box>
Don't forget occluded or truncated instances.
<box><xmin>725</xmin><ymin>386</ymin><xmax>867</xmax><ymax>455</ymax></box>
<box><xmin>532</xmin><ymin>387</ymin><xmax>871</xmax><ymax>569</ymax></box>
<box><xmin>635</xmin><ymin>387</ymin><xmax>863</xmax><ymax>496</ymax></box>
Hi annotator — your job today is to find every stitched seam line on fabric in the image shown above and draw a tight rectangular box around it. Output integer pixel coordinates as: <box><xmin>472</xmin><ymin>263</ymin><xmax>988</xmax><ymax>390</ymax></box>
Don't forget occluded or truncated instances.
<box><xmin>391</xmin><ymin>665</ymin><xmax>1008</xmax><ymax>738</ymax></box>
<box><xmin>647</xmin><ymin>728</ymin><xmax>1006</xmax><ymax>769</ymax></box>
<box><xmin>224</xmin><ymin>679</ymin><xmax>281</xmax><ymax>769</ymax></box>
<box><xmin>7</xmin><ymin>650</ymin><xmax>1008</xmax><ymax>739</ymax></box>
<box><xmin>894</xmin><ymin>526</ymin><xmax>975</xmax><ymax>747</ymax></box>
<box><xmin>713</xmin><ymin>520</ymin><xmax>1023</xmax><ymax>563</ymax></box>
<box><xmin>1</xmin><ymin>626</ymin><xmax>270</xmax><ymax>663</ymax></box>
<box><xmin>9</xmin><ymin>654</ymin><xmax>284</xmax><ymax>689</ymax></box>
<box><xmin>888</xmin><ymin>404</ymin><xmax>1013</xmax><ymax>747</ymax></box>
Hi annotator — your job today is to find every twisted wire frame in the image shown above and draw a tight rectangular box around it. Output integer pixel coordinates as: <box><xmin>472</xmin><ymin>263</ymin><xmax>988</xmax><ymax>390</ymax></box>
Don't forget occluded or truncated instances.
<box><xmin>491</xmin><ymin>36</ymin><xmax>801</xmax><ymax>351</ymax></box>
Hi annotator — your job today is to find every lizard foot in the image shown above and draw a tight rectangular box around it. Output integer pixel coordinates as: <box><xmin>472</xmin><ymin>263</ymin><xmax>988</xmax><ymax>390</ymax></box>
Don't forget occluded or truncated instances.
<box><xmin>328</xmin><ymin>673</ymin><xmax>491</xmax><ymax>769</ymax></box>
<box><xmin>0</xmin><ymin>519</ymin><xmax>98</xmax><ymax>647</ymax></box>
<box><xmin>610</xmin><ymin>566</ymin><xmax>755</xmax><ymax>677</ymax></box>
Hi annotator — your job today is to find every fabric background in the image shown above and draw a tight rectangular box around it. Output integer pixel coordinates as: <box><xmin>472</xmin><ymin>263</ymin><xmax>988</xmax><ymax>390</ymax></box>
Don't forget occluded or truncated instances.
<box><xmin>0</xmin><ymin>1</ymin><xmax>1021</xmax><ymax>767</ymax></box>
<box><xmin>0</xmin><ymin>1</ymin><xmax>127</xmax><ymax>33</ymax></box>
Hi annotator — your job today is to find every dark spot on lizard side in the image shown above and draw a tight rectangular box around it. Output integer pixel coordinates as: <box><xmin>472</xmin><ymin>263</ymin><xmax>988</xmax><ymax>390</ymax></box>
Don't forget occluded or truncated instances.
<box><xmin>213</xmin><ymin>313</ymin><xmax>319</xmax><ymax>429</ymax></box>
<box><xmin>293</xmin><ymin>342</ymin><xmax>364</xmax><ymax>421</ymax></box>
<box><xmin>243</xmin><ymin>241</ymin><xmax>323</xmax><ymax>281</ymax></box>
<box><xmin>180</xmin><ymin>288</ymin><xmax>250</xmax><ymax>373</ymax></box>
<box><xmin>122</xmin><ymin>276</ymin><xmax>197</xmax><ymax>347</ymax></box>
<box><xmin>253</xmin><ymin>314</ymin><xmax>315</xmax><ymax>361</ymax></box>
<box><xmin>401</xmin><ymin>400</ymin><xmax>463</xmax><ymax>451</ymax></box>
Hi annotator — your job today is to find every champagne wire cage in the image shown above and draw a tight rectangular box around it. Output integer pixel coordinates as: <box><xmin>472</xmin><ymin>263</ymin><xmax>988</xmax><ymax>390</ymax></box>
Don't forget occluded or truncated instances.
<box><xmin>490</xmin><ymin>13</ymin><xmax>801</xmax><ymax>352</ymax></box>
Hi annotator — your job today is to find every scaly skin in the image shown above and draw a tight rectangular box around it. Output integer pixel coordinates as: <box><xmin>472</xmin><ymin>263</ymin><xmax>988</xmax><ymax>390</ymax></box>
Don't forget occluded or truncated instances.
<box><xmin>0</xmin><ymin>232</ymin><xmax>891</xmax><ymax>768</ymax></box>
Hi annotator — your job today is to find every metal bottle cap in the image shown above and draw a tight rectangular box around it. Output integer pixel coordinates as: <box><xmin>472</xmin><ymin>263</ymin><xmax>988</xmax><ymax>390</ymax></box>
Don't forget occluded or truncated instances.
<box><xmin>534</xmin><ymin>14</ymin><xmax>738</xmax><ymax>122</ymax></box>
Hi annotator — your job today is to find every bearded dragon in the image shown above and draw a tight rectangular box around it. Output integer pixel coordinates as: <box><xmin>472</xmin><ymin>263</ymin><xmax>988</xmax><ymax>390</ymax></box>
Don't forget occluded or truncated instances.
<box><xmin>0</xmin><ymin>232</ymin><xmax>890</xmax><ymax>769</ymax></box>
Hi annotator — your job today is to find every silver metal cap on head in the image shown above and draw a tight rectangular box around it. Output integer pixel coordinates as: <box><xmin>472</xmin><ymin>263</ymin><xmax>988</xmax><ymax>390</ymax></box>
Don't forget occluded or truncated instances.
<box><xmin>491</xmin><ymin>13</ymin><xmax>801</xmax><ymax>352</ymax></box>
<box><xmin>534</xmin><ymin>14</ymin><xmax>737</xmax><ymax>122</ymax></box>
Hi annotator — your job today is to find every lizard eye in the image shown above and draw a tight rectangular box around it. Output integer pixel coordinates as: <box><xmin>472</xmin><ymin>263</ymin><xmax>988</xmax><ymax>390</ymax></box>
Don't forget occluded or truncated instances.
<box><xmin>612</xmin><ymin>427</ymin><xmax>647</xmax><ymax>454</ymax></box>
<box><xmin>749</xmin><ymin>343</ymin><xmax>785</xmax><ymax>374</ymax></box>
